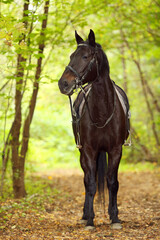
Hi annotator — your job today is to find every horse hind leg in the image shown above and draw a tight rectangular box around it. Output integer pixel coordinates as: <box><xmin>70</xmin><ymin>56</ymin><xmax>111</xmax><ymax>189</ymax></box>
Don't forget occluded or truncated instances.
<box><xmin>107</xmin><ymin>146</ymin><xmax>122</xmax><ymax>229</ymax></box>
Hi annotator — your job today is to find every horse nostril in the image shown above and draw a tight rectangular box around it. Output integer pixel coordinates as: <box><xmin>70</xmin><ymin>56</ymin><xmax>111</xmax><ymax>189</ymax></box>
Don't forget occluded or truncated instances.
<box><xmin>63</xmin><ymin>80</ymin><xmax>69</xmax><ymax>88</ymax></box>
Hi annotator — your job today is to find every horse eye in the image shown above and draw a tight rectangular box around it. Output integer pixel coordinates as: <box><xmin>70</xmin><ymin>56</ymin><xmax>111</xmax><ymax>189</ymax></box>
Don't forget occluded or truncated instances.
<box><xmin>82</xmin><ymin>56</ymin><xmax>88</xmax><ymax>60</ymax></box>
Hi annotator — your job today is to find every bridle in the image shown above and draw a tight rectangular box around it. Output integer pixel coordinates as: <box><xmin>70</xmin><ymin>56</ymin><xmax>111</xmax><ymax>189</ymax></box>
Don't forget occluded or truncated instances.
<box><xmin>67</xmin><ymin>43</ymin><xmax>116</xmax><ymax>148</ymax></box>
<box><xmin>65</xmin><ymin>43</ymin><xmax>100</xmax><ymax>90</ymax></box>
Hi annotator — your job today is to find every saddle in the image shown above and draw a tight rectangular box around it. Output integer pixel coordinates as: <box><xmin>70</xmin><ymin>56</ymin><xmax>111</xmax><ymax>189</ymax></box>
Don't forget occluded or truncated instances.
<box><xmin>113</xmin><ymin>81</ymin><xmax>131</xmax><ymax>135</ymax></box>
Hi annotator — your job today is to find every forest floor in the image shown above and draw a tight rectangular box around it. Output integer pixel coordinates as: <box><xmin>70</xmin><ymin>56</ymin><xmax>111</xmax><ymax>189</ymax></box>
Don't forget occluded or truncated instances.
<box><xmin>0</xmin><ymin>169</ymin><xmax>160</xmax><ymax>240</ymax></box>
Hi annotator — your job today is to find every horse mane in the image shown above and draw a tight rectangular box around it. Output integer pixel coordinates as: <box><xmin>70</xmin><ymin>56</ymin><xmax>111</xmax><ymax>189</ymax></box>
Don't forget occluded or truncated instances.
<box><xmin>96</xmin><ymin>44</ymin><xmax>110</xmax><ymax>76</ymax></box>
<box><xmin>84</xmin><ymin>40</ymin><xmax>110</xmax><ymax>76</ymax></box>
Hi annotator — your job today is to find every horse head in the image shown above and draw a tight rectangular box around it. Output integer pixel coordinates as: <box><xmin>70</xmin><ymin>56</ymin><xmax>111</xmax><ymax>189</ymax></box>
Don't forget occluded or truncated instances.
<box><xmin>58</xmin><ymin>29</ymin><xmax>99</xmax><ymax>95</ymax></box>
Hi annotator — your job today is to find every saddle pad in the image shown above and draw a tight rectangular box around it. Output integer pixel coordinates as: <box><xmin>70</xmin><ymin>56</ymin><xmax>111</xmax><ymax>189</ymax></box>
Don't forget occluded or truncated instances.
<box><xmin>113</xmin><ymin>82</ymin><xmax>131</xmax><ymax>120</ymax></box>
<box><xmin>115</xmin><ymin>87</ymin><xmax>127</xmax><ymax>114</ymax></box>
<box><xmin>73</xmin><ymin>82</ymin><xmax>131</xmax><ymax>124</ymax></box>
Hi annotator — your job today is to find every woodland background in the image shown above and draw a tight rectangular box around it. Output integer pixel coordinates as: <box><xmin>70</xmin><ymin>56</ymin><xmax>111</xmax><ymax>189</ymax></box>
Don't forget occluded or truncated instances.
<box><xmin>0</xmin><ymin>0</ymin><xmax>159</xmax><ymax>199</ymax></box>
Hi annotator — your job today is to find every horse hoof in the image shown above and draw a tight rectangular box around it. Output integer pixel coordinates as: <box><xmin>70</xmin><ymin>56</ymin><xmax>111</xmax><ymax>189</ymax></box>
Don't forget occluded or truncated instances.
<box><xmin>111</xmin><ymin>223</ymin><xmax>122</xmax><ymax>230</ymax></box>
<box><xmin>79</xmin><ymin>219</ymin><xmax>87</xmax><ymax>224</ymax></box>
<box><xmin>85</xmin><ymin>226</ymin><xmax>95</xmax><ymax>231</ymax></box>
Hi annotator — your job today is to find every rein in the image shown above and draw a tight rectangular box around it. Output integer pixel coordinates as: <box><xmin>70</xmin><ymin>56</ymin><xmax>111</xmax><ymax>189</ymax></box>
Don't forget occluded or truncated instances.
<box><xmin>68</xmin><ymin>44</ymin><xmax>116</xmax><ymax>148</ymax></box>
<box><xmin>81</xmin><ymin>83</ymin><xmax>116</xmax><ymax>129</ymax></box>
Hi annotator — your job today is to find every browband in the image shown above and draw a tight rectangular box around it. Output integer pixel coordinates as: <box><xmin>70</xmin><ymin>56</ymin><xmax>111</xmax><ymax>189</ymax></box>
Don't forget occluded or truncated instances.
<box><xmin>78</xmin><ymin>43</ymin><xmax>89</xmax><ymax>47</ymax></box>
<box><xmin>78</xmin><ymin>43</ymin><xmax>102</xmax><ymax>49</ymax></box>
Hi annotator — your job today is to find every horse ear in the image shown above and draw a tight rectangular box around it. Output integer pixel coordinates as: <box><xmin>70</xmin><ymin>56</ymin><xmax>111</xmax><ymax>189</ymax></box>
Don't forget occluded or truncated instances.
<box><xmin>75</xmin><ymin>31</ymin><xmax>84</xmax><ymax>45</ymax></box>
<box><xmin>88</xmin><ymin>29</ymin><xmax>96</xmax><ymax>47</ymax></box>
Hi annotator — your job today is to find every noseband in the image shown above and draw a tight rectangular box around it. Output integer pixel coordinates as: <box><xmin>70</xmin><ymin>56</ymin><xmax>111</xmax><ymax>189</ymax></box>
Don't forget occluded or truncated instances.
<box><xmin>66</xmin><ymin>44</ymin><xmax>99</xmax><ymax>89</ymax></box>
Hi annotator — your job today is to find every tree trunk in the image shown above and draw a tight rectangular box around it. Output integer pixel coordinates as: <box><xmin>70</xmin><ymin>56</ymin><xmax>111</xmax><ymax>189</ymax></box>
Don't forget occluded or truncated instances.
<box><xmin>2</xmin><ymin>0</ymin><xmax>50</xmax><ymax>199</ymax></box>
<box><xmin>120</xmin><ymin>29</ymin><xmax>160</xmax><ymax>148</ymax></box>
<box><xmin>144</xmin><ymin>79</ymin><xmax>160</xmax><ymax>113</ymax></box>
<box><xmin>19</xmin><ymin>0</ymin><xmax>50</xmax><ymax>186</ymax></box>
<box><xmin>131</xmin><ymin>127</ymin><xmax>154</xmax><ymax>162</ymax></box>
<box><xmin>134</xmin><ymin>60</ymin><xmax>160</xmax><ymax>147</ymax></box>
<box><xmin>10</xmin><ymin>0</ymin><xmax>30</xmax><ymax>198</ymax></box>
<box><xmin>120</xmin><ymin>43</ymin><xmax>128</xmax><ymax>93</ymax></box>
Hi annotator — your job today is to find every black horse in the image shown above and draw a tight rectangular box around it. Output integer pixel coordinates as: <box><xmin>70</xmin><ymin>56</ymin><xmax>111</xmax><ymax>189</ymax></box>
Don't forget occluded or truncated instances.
<box><xmin>58</xmin><ymin>30</ymin><xmax>130</xmax><ymax>229</ymax></box>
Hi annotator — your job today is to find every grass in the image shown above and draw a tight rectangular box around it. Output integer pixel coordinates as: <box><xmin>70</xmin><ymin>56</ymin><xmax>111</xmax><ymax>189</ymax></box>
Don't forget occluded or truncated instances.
<box><xmin>119</xmin><ymin>161</ymin><xmax>157</xmax><ymax>172</ymax></box>
<box><xmin>25</xmin><ymin>152</ymin><xmax>158</xmax><ymax>176</ymax></box>
<box><xmin>0</xmin><ymin>173</ymin><xmax>60</xmax><ymax>202</ymax></box>
<box><xmin>25</xmin><ymin>136</ymin><xmax>158</xmax><ymax>174</ymax></box>
<box><xmin>26</xmin><ymin>140</ymin><xmax>157</xmax><ymax>174</ymax></box>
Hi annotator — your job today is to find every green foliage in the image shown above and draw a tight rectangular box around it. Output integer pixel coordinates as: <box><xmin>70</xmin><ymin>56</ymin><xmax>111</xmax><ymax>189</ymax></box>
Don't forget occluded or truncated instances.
<box><xmin>0</xmin><ymin>0</ymin><xmax>160</xmax><ymax>195</ymax></box>
<box><xmin>0</xmin><ymin>15</ymin><xmax>27</xmax><ymax>50</ymax></box>
<box><xmin>0</xmin><ymin>174</ymin><xmax>60</xmax><ymax>211</ymax></box>
<box><xmin>26</xmin><ymin>83</ymin><xmax>80</xmax><ymax>171</ymax></box>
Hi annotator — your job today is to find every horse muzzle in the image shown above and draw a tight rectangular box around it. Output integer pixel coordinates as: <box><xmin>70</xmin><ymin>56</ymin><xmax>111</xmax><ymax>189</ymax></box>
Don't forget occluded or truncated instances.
<box><xmin>58</xmin><ymin>77</ymin><xmax>76</xmax><ymax>96</ymax></box>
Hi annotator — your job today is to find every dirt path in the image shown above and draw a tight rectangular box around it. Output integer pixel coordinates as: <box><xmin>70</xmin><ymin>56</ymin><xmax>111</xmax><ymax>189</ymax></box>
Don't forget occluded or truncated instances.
<box><xmin>0</xmin><ymin>170</ymin><xmax>160</xmax><ymax>239</ymax></box>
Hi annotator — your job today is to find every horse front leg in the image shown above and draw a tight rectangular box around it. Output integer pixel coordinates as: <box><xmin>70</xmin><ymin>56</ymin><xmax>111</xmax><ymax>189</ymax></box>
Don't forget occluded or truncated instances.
<box><xmin>107</xmin><ymin>146</ymin><xmax>122</xmax><ymax>229</ymax></box>
<box><xmin>80</xmin><ymin>150</ymin><xmax>97</xmax><ymax>228</ymax></box>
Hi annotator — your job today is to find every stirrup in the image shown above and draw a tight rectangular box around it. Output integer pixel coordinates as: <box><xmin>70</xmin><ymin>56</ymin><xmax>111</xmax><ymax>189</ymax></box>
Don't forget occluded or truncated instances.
<box><xmin>124</xmin><ymin>130</ymin><xmax>132</xmax><ymax>146</ymax></box>
<box><xmin>76</xmin><ymin>144</ymin><xmax>82</xmax><ymax>149</ymax></box>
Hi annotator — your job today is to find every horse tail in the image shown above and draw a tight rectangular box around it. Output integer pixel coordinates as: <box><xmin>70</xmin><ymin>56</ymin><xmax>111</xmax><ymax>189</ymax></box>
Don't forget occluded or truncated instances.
<box><xmin>96</xmin><ymin>151</ymin><xmax>107</xmax><ymax>204</ymax></box>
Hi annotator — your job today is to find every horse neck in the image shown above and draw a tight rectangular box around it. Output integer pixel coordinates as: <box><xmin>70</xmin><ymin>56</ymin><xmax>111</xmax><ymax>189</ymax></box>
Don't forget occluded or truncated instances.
<box><xmin>90</xmin><ymin>72</ymin><xmax>114</xmax><ymax>117</ymax></box>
